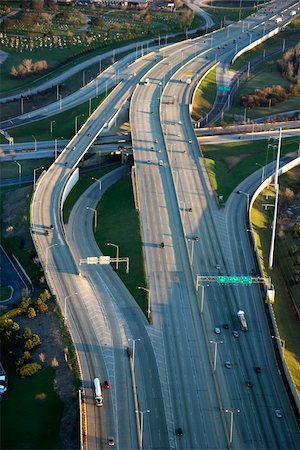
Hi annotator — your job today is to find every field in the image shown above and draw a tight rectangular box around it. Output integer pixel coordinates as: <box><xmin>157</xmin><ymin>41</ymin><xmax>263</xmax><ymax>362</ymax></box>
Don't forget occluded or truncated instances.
<box><xmin>201</xmin><ymin>137</ymin><xmax>299</xmax><ymax>202</ymax></box>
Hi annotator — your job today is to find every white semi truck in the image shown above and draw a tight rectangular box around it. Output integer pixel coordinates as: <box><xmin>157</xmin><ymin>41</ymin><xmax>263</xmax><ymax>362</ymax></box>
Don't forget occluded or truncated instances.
<box><xmin>237</xmin><ymin>310</ymin><xmax>248</xmax><ymax>331</ymax></box>
<box><xmin>94</xmin><ymin>378</ymin><xmax>103</xmax><ymax>406</ymax></box>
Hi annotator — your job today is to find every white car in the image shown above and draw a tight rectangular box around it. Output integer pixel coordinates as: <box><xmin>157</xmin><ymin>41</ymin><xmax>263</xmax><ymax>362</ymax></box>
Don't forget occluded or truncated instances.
<box><xmin>214</xmin><ymin>327</ymin><xmax>221</xmax><ymax>334</ymax></box>
<box><xmin>159</xmin><ymin>160</ymin><xmax>164</xmax><ymax>166</ymax></box>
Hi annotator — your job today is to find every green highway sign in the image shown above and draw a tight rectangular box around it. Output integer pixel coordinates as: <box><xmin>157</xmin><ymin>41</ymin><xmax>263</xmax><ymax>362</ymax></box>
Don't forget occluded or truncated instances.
<box><xmin>217</xmin><ymin>276</ymin><xmax>252</xmax><ymax>284</ymax></box>
<box><xmin>218</xmin><ymin>85</ymin><xmax>231</xmax><ymax>92</ymax></box>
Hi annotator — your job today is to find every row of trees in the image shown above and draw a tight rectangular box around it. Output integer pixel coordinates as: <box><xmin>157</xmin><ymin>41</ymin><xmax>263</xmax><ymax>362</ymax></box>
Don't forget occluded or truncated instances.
<box><xmin>10</xmin><ymin>59</ymin><xmax>48</xmax><ymax>79</ymax></box>
<box><xmin>0</xmin><ymin>290</ymin><xmax>51</xmax><ymax>377</ymax></box>
<box><xmin>278</xmin><ymin>44</ymin><xmax>300</xmax><ymax>84</ymax></box>
<box><xmin>240</xmin><ymin>83</ymin><xmax>300</xmax><ymax>108</ymax></box>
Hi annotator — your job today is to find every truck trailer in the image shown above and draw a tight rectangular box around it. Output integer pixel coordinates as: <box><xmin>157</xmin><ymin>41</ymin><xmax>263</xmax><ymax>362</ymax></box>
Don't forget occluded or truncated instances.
<box><xmin>94</xmin><ymin>378</ymin><xmax>103</xmax><ymax>406</ymax></box>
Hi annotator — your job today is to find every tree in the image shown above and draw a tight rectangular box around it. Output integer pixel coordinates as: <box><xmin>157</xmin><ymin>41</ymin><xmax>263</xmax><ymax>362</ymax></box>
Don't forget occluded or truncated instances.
<box><xmin>21</xmin><ymin>297</ymin><xmax>32</xmax><ymax>310</ymax></box>
<box><xmin>23</xmin><ymin>327</ymin><xmax>32</xmax><ymax>340</ymax></box>
<box><xmin>32</xmin><ymin>0</ymin><xmax>44</xmax><ymax>11</ymax></box>
<box><xmin>18</xmin><ymin>363</ymin><xmax>42</xmax><ymax>377</ymax></box>
<box><xmin>23</xmin><ymin>351</ymin><xmax>31</xmax><ymax>360</ymax></box>
<box><xmin>289</xmin><ymin>244</ymin><xmax>298</xmax><ymax>256</ymax></box>
<box><xmin>37</xmin><ymin>302</ymin><xmax>48</xmax><ymax>314</ymax></box>
<box><xmin>27</xmin><ymin>307</ymin><xmax>36</xmax><ymax>318</ymax></box>
<box><xmin>10</xmin><ymin>66</ymin><xmax>18</xmax><ymax>78</ymax></box>
<box><xmin>292</xmin><ymin>222</ymin><xmax>300</xmax><ymax>238</ymax></box>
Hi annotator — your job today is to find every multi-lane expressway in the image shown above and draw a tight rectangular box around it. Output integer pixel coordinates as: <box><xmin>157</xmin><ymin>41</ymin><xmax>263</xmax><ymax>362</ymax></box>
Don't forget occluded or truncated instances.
<box><xmin>29</xmin><ymin>1</ymin><xmax>300</xmax><ymax>449</ymax></box>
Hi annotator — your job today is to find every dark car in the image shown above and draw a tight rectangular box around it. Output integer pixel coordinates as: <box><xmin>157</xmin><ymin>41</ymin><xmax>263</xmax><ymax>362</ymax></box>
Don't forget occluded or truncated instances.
<box><xmin>223</xmin><ymin>323</ymin><xmax>229</xmax><ymax>330</ymax></box>
<box><xmin>176</xmin><ymin>428</ymin><xmax>183</xmax><ymax>437</ymax></box>
<box><xmin>247</xmin><ymin>381</ymin><xmax>253</xmax><ymax>388</ymax></box>
<box><xmin>103</xmin><ymin>380</ymin><xmax>110</xmax><ymax>389</ymax></box>
<box><xmin>160</xmin><ymin>242</ymin><xmax>165</xmax><ymax>248</ymax></box>
<box><xmin>255</xmin><ymin>366</ymin><xmax>262</xmax><ymax>374</ymax></box>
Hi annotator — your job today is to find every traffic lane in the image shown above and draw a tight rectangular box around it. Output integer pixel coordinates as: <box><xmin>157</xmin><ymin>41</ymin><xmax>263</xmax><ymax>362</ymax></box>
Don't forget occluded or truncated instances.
<box><xmin>0</xmin><ymin>246</ymin><xmax>29</xmax><ymax>307</ymax></box>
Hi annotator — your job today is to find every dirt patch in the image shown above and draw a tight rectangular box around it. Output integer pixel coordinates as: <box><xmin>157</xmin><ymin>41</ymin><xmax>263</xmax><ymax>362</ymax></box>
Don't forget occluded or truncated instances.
<box><xmin>15</xmin><ymin>309</ymin><xmax>79</xmax><ymax>449</ymax></box>
<box><xmin>223</xmin><ymin>153</ymin><xmax>250</xmax><ymax>170</ymax></box>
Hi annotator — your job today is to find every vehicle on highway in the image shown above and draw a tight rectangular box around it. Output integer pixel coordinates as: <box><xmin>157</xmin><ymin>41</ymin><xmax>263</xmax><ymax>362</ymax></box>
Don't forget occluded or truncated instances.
<box><xmin>93</xmin><ymin>378</ymin><xmax>103</xmax><ymax>407</ymax></box>
<box><xmin>223</xmin><ymin>323</ymin><xmax>229</xmax><ymax>330</ymax></box>
<box><xmin>194</xmin><ymin>236</ymin><xmax>199</xmax><ymax>241</ymax></box>
<box><xmin>160</xmin><ymin>242</ymin><xmax>165</xmax><ymax>248</ymax></box>
<box><xmin>214</xmin><ymin>327</ymin><xmax>221</xmax><ymax>334</ymax></box>
<box><xmin>103</xmin><ymin>380</ymin><xmax>110</xmax><ymax>389</ymax></box>
<box><xmin>247</xmin><ymin>381</ymin><xmax>253</xmax><ymax>388</ymax></box>
<box><xmin>275</xmin><ymin>409</ymin><xmax>283</xmax><ymax>418</ymax></box>
<box><xmin>251</xmin><ymin>268</ymin><xmax>255</xmax><ymax>275</ymax></box>
<box><xmin>233</xmin><ymin>330</ymin><xmax>239</xmax><ymax>338</ymax></box>
<box><xmin>225</xmin><ymin>361</ymin><xmax>232</xmax><ymax>369</ymax></box>
<box><xmin>215</xmin><ymin>264</ymin><xmax>221</xmax><ymax>270</ymax></box>
<box><xmin>159</xmin><ymin>160</ymin><xmax>164</xmax><ymax>166</ymax></box>
<box><xmin>237</xmin><ymin>310</ymin><xmax>248</xmax><ymax>331</ymax></box>
<box><xmin>176</xmin><ymin>428</ymin><xmax>183</xmax><ymax>437</ymax></box>
<box><xmin>255</xmin><ymin>366</ymin><xmax>262</xmax><ymax>374</ymax></box>
<box><xmin>107</xmin><ymin>436</ymin><xmax>115</xmax><ymax>446</ymax></box>
<box><xmin>188</xmin><ymin>139</ymin><xmax>192</xmax><ymax>144</ymax></box>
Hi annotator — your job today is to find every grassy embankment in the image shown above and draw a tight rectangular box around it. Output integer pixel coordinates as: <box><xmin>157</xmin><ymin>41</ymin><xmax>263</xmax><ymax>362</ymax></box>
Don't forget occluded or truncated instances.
<box><xmin>250</xmin><ymin>168</ymin><xmax>300</xmax><ymax>393</ymax></box>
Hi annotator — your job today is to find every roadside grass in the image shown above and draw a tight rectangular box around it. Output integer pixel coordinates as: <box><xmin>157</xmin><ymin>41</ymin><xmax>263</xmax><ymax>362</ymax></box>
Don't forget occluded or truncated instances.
<box><xmin>250</xmin><ymin>167</ymin><xmax>300</xmax><ymax>394</ymax></box>
<box><xmin>0</xmin><ymin>286</ymin><xmax>11</xmax><ymax>301</ymax></box>
<box><xmin>62</xmin><ymin>163</ymin><xmax>120</xmax><ymax>223</ymax></box>
<box><xmin>202</xmin><ymin>5</ymin><xmax>254</xmax><ymax>26</ymax></box>
<box><xmin>192</xmin><ymin>66</ymin><xmax>217</xmax><ymax>120</ymax></box>
<box><xmin>0</xmin><ymin>91</ymin><xmax>110</xmax><ymax>144</ymax></box>
<box><xmin>0</xmin><ymin>365</ymin><xmax>63</xmax><ymax>450</ymax></box>
<box><xmin>95</xmin><ymin>175</ymin><xmax>148</xmax><ymax>314</ymax></box>
<box><xmin>201</xmin><ymin>137</ymin><xmax>299</xmax><ymax>202</ymax></box>
<box><xmin>0</xmin><ymin>159</ymin><xmax>53</xmax><ymax>180</ymax></box>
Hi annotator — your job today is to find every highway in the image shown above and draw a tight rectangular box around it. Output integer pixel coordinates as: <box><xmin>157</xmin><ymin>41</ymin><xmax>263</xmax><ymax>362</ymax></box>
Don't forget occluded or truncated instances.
<box><xmin>28</xmin><ymin>0</ymin><xmax>300</xmax><ymax>448</ymax></box>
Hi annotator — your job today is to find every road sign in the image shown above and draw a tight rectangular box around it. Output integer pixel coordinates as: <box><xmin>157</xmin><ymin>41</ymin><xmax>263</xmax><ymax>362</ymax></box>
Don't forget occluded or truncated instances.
<box><xmin>218</xmin><ymin>85</ymin><xmax>231</xmax><ymax>92</ymax></box>
<box><xmin>185</xmin><ymin>71</ymin><xmax>193</xmax><ymax>77</ymax></box>
<box><xmin>217</xmin><ymin>276</ymin><xmax>252</xmax><ymax>284</ymax></box>
<box><xmin>99</xmin><ymin>256</ymin><xmax>111</xmax><ymax>265</ymax></box>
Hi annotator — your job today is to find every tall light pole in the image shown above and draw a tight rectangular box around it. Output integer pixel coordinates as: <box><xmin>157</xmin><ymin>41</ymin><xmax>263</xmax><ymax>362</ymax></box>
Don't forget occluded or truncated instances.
<box><xmin>92</xmin><ymin>177</ymin><xmax>102</xmax><ymax>191</ymax></box>
<box><xmin>246</xmin><ymin>228</ymin><xmax>257</xmax><ymax>253</ymax></box>
<box><xmin>32</xmin><ymin>135</ymin><xmax>37</xmax><ymax>152</ymax></box>
<box><xmin>14</xmin><ymin>160</ymin><xmax>22</xmax><ymax>185</ymax></box>
<box><xmin>210</xmin><ymin>340</ymin><xmax>223</xmax><ymax>372</ymax></box>
<box><xmin>225</xmin><ymin>408</ymin><xmax>240</xmax><ymax>446</ymax></box>
<box><xmin>136</xmin><ymin>409</ymin><xmax>150</xmax><ymax>448</ymax></box>
<box><xmin>86</xmin><ymin>207</ymin><xmax>97</xmax><ymax>232</ymax></box>
<box><xmin>33</xmin><ymin>166</ymin><xmax>44</xmax><ymax>190</ymax></box>
<box><xmin>188</xmin><ymin>236</ymin><xmax>199</xmax><ymax>265</ymax></box>
<box><xmin>272</xmin><ymin>335</ymin><xmax>286</xmax><ymax>353</ymax></box>
<box><xmin>59</xmin><ymin>94</ymin><xmax>62</xmax><ymax>111</ymax></box>
<box><xmin>64</xmin><ymin>292</ymin><xmax>78</xmax><ymax>323</ymax></box>
<box><xmin>128</xmin><ymin>338</ymin><xmax>141</xmax><ymax>374</ymax></box>
<box><xmin>237</xmin><ymin>190</ymin><xmax>250</xmax><ymax>212</ymax></box>
<box><xmin>255</xmin><ymin>163</ymin><xmax>265</xmax><ymax>183</ymax></box>
<box><xmin>45</xmin><ymin>243</ymin><xmax>58</xmax><ymax>273</ymax></box>
<box><xmin>50</xmin><ymin>120</ymin><xmax>56</xmax><ymax>134</ymax></box>
<box><xmin>107</xmin><ymin>242</ymin><xmax>119</xmax><ymax>270</ymax></box>
<box><xmin>138</xmin><ymin>286</ymin><xmax>151</xmax><ymax>321</ymax></box>
<box><xmin>75</xmin><ymin>114</ymin><xmax>84</xmax><ymax>135</ymax></box>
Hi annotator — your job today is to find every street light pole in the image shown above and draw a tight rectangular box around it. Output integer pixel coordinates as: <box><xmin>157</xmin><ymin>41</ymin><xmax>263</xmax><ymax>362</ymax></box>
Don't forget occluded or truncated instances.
<box><xmin>107</xmin><ymin>242</ymin><xmax>119</xmax><ymax>270</ymax></box>
<box><xmin>45</xmin><ymin>244</ymin><xmax>58</xmax><ymax>273</ymax></box>
<box><xmin>14</xmin><ymin>160</ymin><xmax>22</xmax><ymax>185</ymax></box>
<box><xmin>237</xmin><ymin>190</ymin><xmax>250</xmax><ymax>212</ymax></box>
<box><xmin>225</xmin><ymin>408</ymin><xmax>240</xmax><ymax>446</ymax></box>
<box><xmin>50</xmin><ymin>120</ymin><xmax>55</xmax><ymax>134</ymax></box>
<box><xmin>128</xmin><ymin>338</ymin><xmax>141</xmax><ymax>374</ymax></box>
<box><xmin>86</xmin><ymin>207</ymin><xmax>97</xmax><ymax>232</ymax></box>
<box><xmin>59</xmin><ymin>94</ymin><xmax>62</xmax><ymax>110</ymax></box>
<box><xmin>136</xmin><ymin>409</ymin><xmax>150</xmax><ymax>448</ymax></box>
<box><xmin>92</xmin><ymin>177</ymin><xmax>102</xmax><ymax>191</ymax></box>
<box><xmin>64</xmin><ymin>293</ymin><xmax>78</xmax><ymax>323</ymax></box>
<box><xmin>255</xmin><ymin>163</ymin><xmax>265</xmax><ymax>183</ymax></box>
<box><xmin>272</xmin><ymin>335</ymin><xmax>286</xmax><ymax>353</ymax></box>
<box><xmin>32</xmin><ymin>135</ymin><xmax>37</xmax><ymax>152</ymax></box>
<box><xmin>33</xmin><ymin>166</ymin><xmax>44</xmax><ymax>190</ymax></box>
<box><xmin>138</xmin><ymin>286</ymin><xmax>151</xmax><ymax>321</ymax></box>
<box><xmin>210</xmin><ymin>340</ymin><xmax>223</xmax><ymax>372</ymax></box>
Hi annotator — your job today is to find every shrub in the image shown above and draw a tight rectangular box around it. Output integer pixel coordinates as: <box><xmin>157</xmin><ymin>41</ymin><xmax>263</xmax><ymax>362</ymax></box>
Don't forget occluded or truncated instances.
<box><xmin>18</xmin><ymin>363</ymin><xmax>42</xmax><ymax>377</ymax></box>
<box><xmin>292</xmin><ymin>222</ymin><xmax>300</xmax><ymax>238</ymax></box>
<box><xmin>289</xmin><ymin>244</ymin><xmax>298</xmax><ymax>256</ymax></box>
<box><xmin>23</xmin><ymin>327</ymin><xmax>32</xmax><ymax>340</ymax></box>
